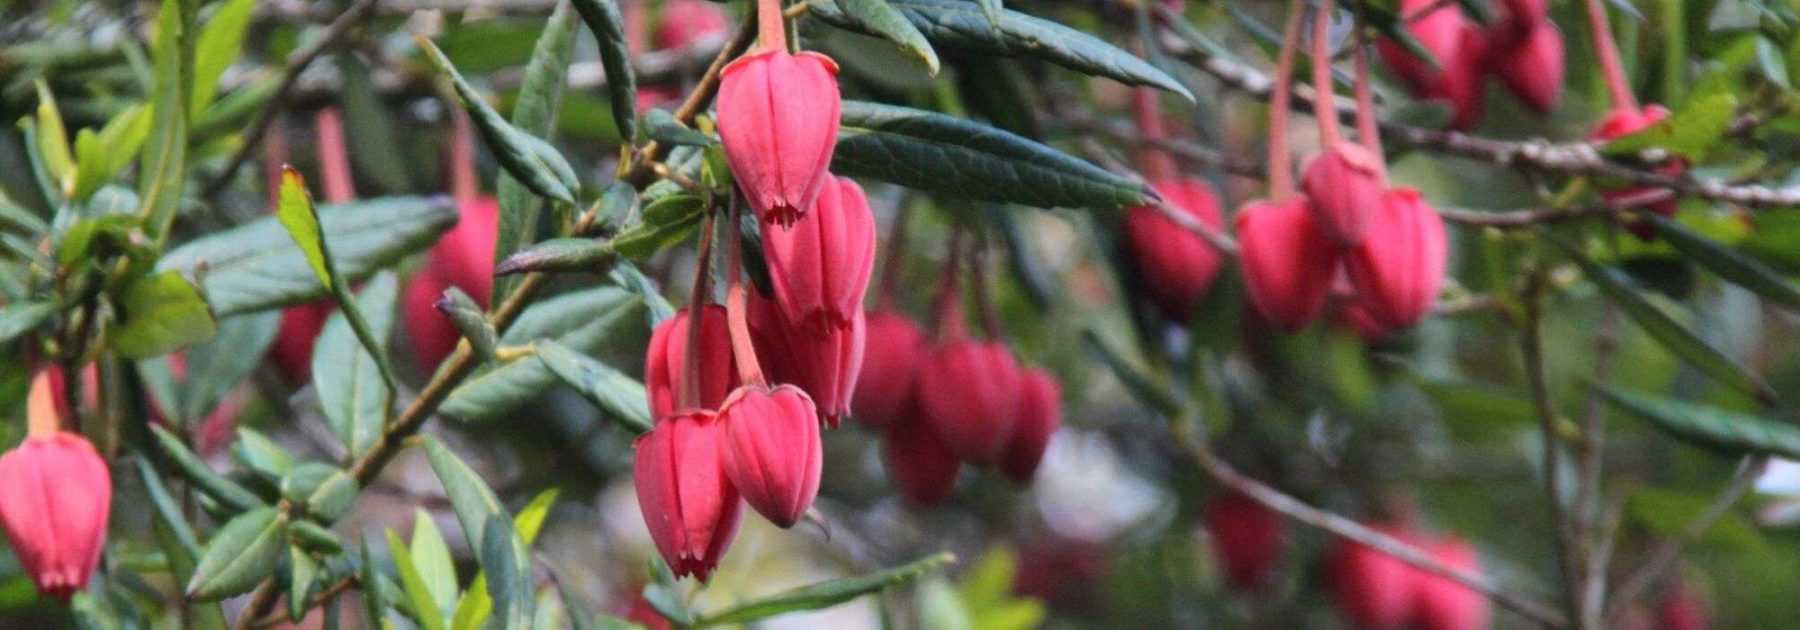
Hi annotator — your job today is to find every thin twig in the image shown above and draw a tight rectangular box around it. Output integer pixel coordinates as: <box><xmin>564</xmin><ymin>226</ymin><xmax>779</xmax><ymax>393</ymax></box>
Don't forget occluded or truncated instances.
<box><xmin>1606</xmin><ymin>456</ymin><xmax>1767</xmax><ymax>624</ymax></box>
<box><xmin>624</xmin><ymin>13</ymin><xmax>756</xmax><ymax>186</ymax></box>
<box><xmin>202</xmin><ymin>0</ymin><xmax>383</xmax><ymax>198</ymax></box>
<box><xmin>1574</xmin><ymin>305</ymin><xmax>1620</xmax><ymax>628</ymax></box>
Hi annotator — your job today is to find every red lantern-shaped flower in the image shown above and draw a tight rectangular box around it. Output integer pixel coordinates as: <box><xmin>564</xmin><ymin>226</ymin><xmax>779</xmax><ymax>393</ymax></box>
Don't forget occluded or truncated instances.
<box><xmin>852</xmin><ymin>311</ymin><xmax>926</xmax><ymax>430</ymax></box>
<box><xmin>0</xmin><ymin>371</ymin><xmax>112</xmax><ymax>599</ymax></box>
<box><xmin>760</xmin><ymin>176</ymin><xmax>877</xmax><ymax>334</ymax></box>
<box><xmin>1124</xmin><ymin>178</ymin><xmax>1226</xmax><ymax>320</ymax></box>
<box><xmin>655</xmin><ymin>0</ymin><xmax>728</xmax><ymax>51</ymax></box>
<box><xmin>633</xmin><ymin>411</ymin><xmax>742</xmax><ymax>581</ymax></box>
<box><xmin>644</xmin><ymin>306</ymin><xmax>739</xmax><ymax>419</ymax></box>
<box><xmin>749</xmin><ymin>294</ymin><xmax>864</xmax><ymax>427</ymax></box>
<box><xmin>999</xmin><ymin>368</ymin><xmax>1060</xmax><ymax>484</ymax></box>
<box><xmin>916</xmin><ymin>339</ymin><xmax>1022</xmax><ymax>466</ymax></box>
<box><xmin>1376</xmin><ymin>0</ymin><xmax>1487</xmax><ymax>129</ymax></box>
<box><xmin>1203</xmin><ymin>492</ymin><xmax>1285</xmax><ymax>593</ymax></box>
<box><xmin>1489</xmin><ymin>22</ymin><xmax>1565</xmax><ymax>115</ymax></box>
<box><xmin>1329</xmin><ymin>526</ymin><xmax>1419</xmax><ymax>630</ymax></box>
<box><xmin>882</xmin><ymin>419</ymin><xmax>961</xmax><ymax>506</ymax></box>
<box><xmin>404</xmin><ymin>194</ymin><xmax>499</xmax><ymax>369</ymax></box>
<box><xmin>1412</xmin><ymin>537</ymin><xmax>1490</xmax><ymax>630</ymax></box>
<box><xmin>1303</xmin><ymin>142</ymin><xmax>1388</xmax><ymax>245</ymax></box>
<box><xmin>1235</xmin><ymin>198</ymin><xmax>1341</xmax><ymax>331</ymax></box>
<box><xmin>717</xmin><ymin>49</ymin><xmax>841</xmax><ymax>225</ymax></box>
<box><xmin>717</xmin><ymin>384</ymin><xmax>824</xmax><ymax>528</ymax></box>
<box><xmin>1342</xmin><ymin>188</ymin><xmax>1448</xmax><ymax>330</ymax></box>
<box><xmin>271</xmin><ymin>302</ymin><xmax>331</xmax><ymax>383</ymax></box>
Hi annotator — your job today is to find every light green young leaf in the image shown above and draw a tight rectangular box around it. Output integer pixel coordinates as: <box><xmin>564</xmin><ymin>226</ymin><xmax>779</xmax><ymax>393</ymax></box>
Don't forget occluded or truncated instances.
<box><xmin>33</xmin><ymin>80</ymin><xmax>74</xmax><ymax>196</ymax></box>
<box><xmin>288</xmin><ymin>544</ymin><xmax>320</xmax><ymax>622</ymax></box>
<box><xmin>275</xmin><ymin>167</ymin><xmax>334</xmax><ymax>290</ymax></box>
<box><xmin>72</xmin><ymin>105</ymin><xmax>151</xmax><ymax>202</ymax></box>
<box><xmin>387</xmin><ymin>529</ymin><xmax>448</xmax><ymax>630</ymax></box>
<box><xmin>191</xmin><ymin>0</ymin><xmax>256</xmax><ymax>113</ymax></box>
<box><xmin>138</xmin><ymin>0</ymin><xmax>194</xmax><ymax>244</ymax></box>
<box><xmin>410</xmin><ymin>509</ymin><xmax>460</xmax><ymax>618</ymax></box>
<box><xmin>111</xmin><ymin>270</ymin><xmax>218</xmax><ymax>359</ymax></box>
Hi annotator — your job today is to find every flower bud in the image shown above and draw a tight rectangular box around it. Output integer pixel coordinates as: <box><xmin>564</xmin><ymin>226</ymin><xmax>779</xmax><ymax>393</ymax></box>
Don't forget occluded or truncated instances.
<box><xmin>0</xmin><ymin>372</ymin><xmax>111</xmax><ymax>600</ymax></box>
<box><xmin>270</xmin><ymin>302</ymin><xmax>331</xmax><ymax>384</ymax></box>
<box><xmin>1329</xmin><ymin>526</ymin><xmax>1418</xmax><ymax>630</ymax></box>
<box><xmin>1235</xmin><ymin>198</ymin><xmax>1341</xmax><ymax>331</ymax></box>
<box><xmin>881</xmin><ymin>419</ymin><xmax>961</xmax><ymax>506</ymax></box>
<box><xmin>1342</xmin><ymin>188</ymin><xmax>1448</xmax><ymax>330</ymax></box>
<box><xmin>1412</xmin><ymin>536</ymin><xmax>1489</xmax><ymax>630</ymax></box>
<box><xmin>717</xmin><ymin>49</ymin><xmax>841</xmax><ymax>225</ymax></box>
<box><xmin>852</xmin><ymin>311</ymin><xmax>926</xmax><ymax>430</ymax></box>
<box><xmin>1203</xmin><ymin>492</ymin><xmax>1284</xmax><ymax>593</ymax></box>
<box><xmin>655</xmin><ymin>0</ymin><xmax>728</xmax><ymax>51</ymax></box>
<box><xmin>633</xmin><ymin>411</ymin><xmax>741</xmax><ymax>581</ymax></box>
<box><xmin>917</xmin><ymin>340</ymin><xmax>1022</xmax><ymax>466</ymax></box>
<box><xmin>644</xmin><ymin>305</ymin><xmax>739</xmax><ymax>419</ymax></box>
<box><xmin>748</xmin><ymin>294</ymin><xmax>864</xmax><ymax>427</ymax></box>
<box><xmin>717</xmin><ymin>384</ymin><xmax>823</xmax><ymax>528</ymax></box>
<box><xmin>999</xmin><ymin>368</ymin><xmax>1060</xmax><ymax>484</ymax></box>
<box><xmin>1489</xmin><ymin>22</ymin><xmax>1564</xmax><ymax>115</ymax></box>
<box><xmin>1124</xmin><ymin>178</ymin><xmax>1226</xmax><ymax>320</ymax></box>
<box><xmin>1303</xmin><ymin>143</ymin><xmax>1388</xmax><ymax>245</ymax></box>
<box><xmin>761</xmin><ymin>176</ymin><xmax>877</xmax><ymax>334</ymax></box>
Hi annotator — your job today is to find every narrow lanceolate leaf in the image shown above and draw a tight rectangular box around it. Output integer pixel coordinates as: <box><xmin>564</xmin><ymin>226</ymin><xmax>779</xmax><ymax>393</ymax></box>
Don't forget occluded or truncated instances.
<box><xmin>693</xmin><ymin>553</ymin><xmax>956</xmax><ymax>627</ymax></box>
<box><xmin>410</xmin><ymin>509</ymin><xmax>460</xmax><ymax>620</ymax></box>
<box><xmin>1596</xmin><ymin>385</ymin><xmax>1800</xmax><ymax>459</ymax></box>
<box><xmin>495</xmin><ymin>0</ymin><xmax>580</xmax><ymax>303</ymax></box>
<box><xmin>640</xmin><ymin>108</ymin><xmax>713</xmax><ymax>147</ymax></box>
<box><xmin>388</xmin><ymin>529</ymin><xmax>448</xmax><ymax>630</ymax></box>
<box><xmin>111</xmin><ymin>270</ymin><xmax>218</xmax><ymax>359</ymax></box>
<box><xmin>149</xmin><ymin>424</ymin><xmax>265</xmax><ymax>513</ymax></box>
<box><xmin>275</xmin><ymin>167</ymin><xmax>335</xmax><ymax>289</ymax></box>
<box><xmin>1546</xmin><ymin>232</ymin><xmax>1777</xmax><ymax>404</ymax></box>
<box><xmin>609</xmin><ymin>262</ymin><xmax>675</xmax><ymax>326</ymax></box>
<box><xmin>570</xmin><ymin>0</ymin><xmax>638</xmax><ymax>141</ymax></box>
<box><xmin>480</xmin><ymin>515</ymin><xmax>534</xmax><ymax>630</ymax></box>
<box><xmin>448</xmin><ymin>489</ymin><xmax>560</xmax><ymax>630</ymax></box>
<box><xmin>138</xmin><ymin>457</ymin><xmax>231</xmax><ymax>628</ymax></box>
<box><xmin>440</xmin><ymin>288</ymin><xmax>643</xmax><ymax>420</ymax></box>
<box><xmin>280</xmin><ymin>463</ymin><xmax>359</xmax><ymax>523</ymax></box>
<box><xmin>417</xmin><ymin>35</ymin><xmax>578</xmax><ymax>205</ymax></box>
<box><xmin>186</xmin><ymin>506</ymin><xmax>287</xmax><ymax>601</ymax></box>
<box><xmin>1644</xmin><ymin>212</ymin><xmax>1800</xmax><ymax>309</ymax></box>
<box><xmin>535</xmin><ymin>340</ymin><xmax>653</xmax><ymax>434</ymax></box>
<box><xmin>313</xmin><ymin>272</ymin><xmax>399</xmax><ymax>458</ymax></box>
<box><xmin>139</xmin><ymin>0</ymin><xmax>195</xmax><ymax>244</ymax></box>
<box><xmin>494</xmin><ymin>238</ymin><xmax>618</xmax><ymax>276</ymax></box>
<box><xmin>33</xmin><ymin>81</ymin><xmax>74</xmax><ymax>194</ymax></box>
<box><xmin>438</xmin><ymin>287</ymin><xmax>499</xmax><ymax>360</ymax></box>
<box><xmin>159</xmin><ymin>196</ymin><xmax>455</xmax><ymax>316</ymax></box>
<box><xmin>288</xmin><ymin>545</ymin><xmax>320</xmax><ymax>622</ymax></box>
<box><xmin>813</xmin><ymin>0</ymin><xmax>939</xmax><ymax>73</ymax></box>
<box><xmin>0</xmin><ymin>301</ymin><xmax>55</xmax><ymax>344</ymax></box>
<box><xmin>191</xmin><ymin>0</ymin><xmax>256</xmax><ymax>113</ymax></box>
<box><xmin>833</xmin><ymin>101</ymin><xmax>1152</xmax><ymax>209</ymax></box>
<box><xmin>424</xmin><ymin>439</ymin><xmax>509</xmax><ymax>553</ymax></box>
<box><xmin>806</xmin><ymin>0</ymin><xmax>1190</xmax><ymax>100</ymax></box>
<box><xmin>230</xmin><ymin>427</ymin><xmax>295</xmax><ymax>483</ymax></box>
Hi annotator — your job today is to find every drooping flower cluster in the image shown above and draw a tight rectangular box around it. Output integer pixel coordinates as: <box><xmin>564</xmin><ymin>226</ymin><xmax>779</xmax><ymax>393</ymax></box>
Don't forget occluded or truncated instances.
<box><xmin>1328</xmin><ymin>525</ymin><xmax>1490</xmax><ymax>630</ymax></box>
<box><xmin>1376</xmin><ymin>0</ymin><xmax>1565</xmax><ymax>129</ymax></box>
<box><xmin>0</xmin><ymin>369</ymin><xmax>112</xmax><ymax>600</ymax></box>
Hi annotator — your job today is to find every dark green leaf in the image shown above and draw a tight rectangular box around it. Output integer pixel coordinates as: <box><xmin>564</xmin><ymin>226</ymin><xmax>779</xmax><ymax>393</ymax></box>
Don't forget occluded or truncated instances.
<box><xmin>1597</xmin><ymin>385</ymin><xmax>1800</xmax><ymax>459</ymax></box>
<box><xmin>159</xmin><ymin>196</ymin><xmax>455</xmax><ymax>316</ymax></box>
<box><xmin>180</xmin><ymin>311</ymin><xmax>279</xmax><ymax>422</ymax></box>
<box><xmin>338</xmin><ymin>54</ymin><xmax>414</xmax><ymax>194</ymax></box>
<box><xmin>571</xmin><ymin>0</ymin><xmax>639</xmax><ymax>141</ymax></box>
<box><xmin>1642</xmin><ymin>212</ymin><xmax>1800</xmax><ymax>309</ymax></box>
<box><xmin>495</xmin><ymin>238</ymin><xmax>619</xmax><ymax>276</ymax></box>
<box><xmin>0</xmin><ymin>301</ymin><xmax>55</xmax><ymax>344</ymax></box>
<box><xmin>438</xmin><ymin>287</ymin><xmax>499</xmax><ymax>361</ymax></box>
<box><xmin>149</xmin><ymin>424</ymin><xmax>264</xmax><ymax>513</ymax></box>
<box><xmin>440</xmin><ymin>287</ymin><xmax>643</xmax><ymax>419</ymax></box>
<box><xmin>1626</xmin><ymin>487</ymin><xmax>1763</xmax><ymax>550</ymax></box>
<box><xmin>289</xmin><ymin>520</ymin><xmax>345</xmax><ymax>555</ymax></box>
<box><xmin>833</xmin><ymin>101</ymin><xmax>1152</xmax><ymax>208</ymax></box>
<box><xmin>313</xmin><ymin>272</ymin><xmax>399</xmax><ymax>458</ymax></box>
<box><xmin>641</xmin><ymin>108</ymin><xmax>713</xmax><ymax>147</ymax></box>
<box><xmin>230</xmin><ymin>427</ymin><xmax>295</xmax><ymax>483</ymax></box>
<box><xmin>807</xmin><ymin>0</ymin><xmax>1189</xmax><ymax>99</ymax></box>
<box><xmin>535</xmin><ymin>339</ymin><xmax>653</xmax><ymax>434</ymax></box>
<box><xmin>360</xmin><ymin>539</ymin><xmax>390</xmax><ymax>627</ymax></box>
<box><xmin>1547</xmin><ymin>232</ymin><xmax>1776</xmax><ymax>404</ymax></box>
<box><xmin>280</xmin><ymin>463</ymin><xmax>358</xmax><ymax>523</ymax></box>
<box><xmin>609</xmin><ymin>262</ymin><xmax>675</xmax><ymax>326</ymax></box>
<box><xmin>450</xmin><ymin>490</ymin><xmax>559</xmax><ymax>630</ymax></box>
<box><xmin>186</xmin><ymin>506</ymin><xmax>286</xmax><ymax>601</ymax></box>
<box><xmin>694</xmin><ymin>553</ymin><xmax>955</xmax><ymax>626</ymax></box>
<box><xmin>1602</xmin><ymin>92</ymin><xmax>1738</xmax><ymax>159</ymax></box>
<box><xmin>111</xmin><ymin>270</ymin><xmax>218</xmax><ymax>359</ymax></box>
<box><xmin>288</xmin><ymin>545</ymin><xmax>320</xmax><ymax>622</ymax></box>
<box><xmin>424</xmin><ymin>438</ymin><xmax>509</xmax><ymax>552</ymax></box>
<box><xmin>417</xmin><ymin>35</ymin><xmax>579</xmax><ymax>205</ymax></box>
<box><xmin>496</xmin><ymin>1</ymin><xmax>580</xmax><ymax>302</ymax></box>
<box><xmin>480</xmin><ymin>514</ymin><xmax>534</xmax><ymax>630</ymax></box>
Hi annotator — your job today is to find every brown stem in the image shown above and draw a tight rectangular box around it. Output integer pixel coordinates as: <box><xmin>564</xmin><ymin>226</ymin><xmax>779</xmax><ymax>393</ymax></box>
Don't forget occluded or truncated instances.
<box><xmin>969</xmin><ymin>240</ymin><xmax>1002</xmax><ymax>341</ymax></box>
<box><xmin>1351</xmin><ymin>17</ymin><xmax>1386</xmax><ymax>178</ymax></box>
<box><xmin>449</xmin><ymin>107</ymin><xmax>479</xmax><ymax>203</ymax></box>
<box><xmin>314</xmin><ymin>107</ymin><xmax>356</xmax><ymax>203</ymax></box>
<box><xmin>679</xmin><ymin>211</ymin><xmax>717</xmax><ymax>411</ymax></box>
<box><xmin>756</xmin><ymin>0</ymin><xmax>786</xmax><ymax>52</ymax></box>
<box><xmin>1130</xmin><ymin>87</ymin><xmax>1179</xmax><ymax>182</ymax></box>
<box><xmin>876</xmin><ymin>199</ymin><xmax>913</xmax><ymax>310</ymax></box>
<box><xmin>723</xmin><ymin>198</ymin><xmax>766</xmax><ymax>386</ymax></box>
<box><xmin>624</xmin><ymin>14</ymin><xmax>757</xmax><ymax>187</ymax></box>
<box><xmin>262</xmin><ymin>125</ymin><xmax>288</xmax><ymax>209</ymax></box>
<box><xmin>932</xmin><ymin>231</ymin><xmax>966</xmax><ymax>342</ymax></box>
<box><xmin>1310</xmin><ymin>0</ymin><xmax>1342</xmax><ymax>145</ymax></box>
<box><xmin>1268</xmin><ymin>0</ymin><xmax>1306</xmax><ymax>199</ymax></box>
<box><xmin>1583</xmin><ymin>0</ymin><xmax>1638</xmax><ymax>110</ymax></box>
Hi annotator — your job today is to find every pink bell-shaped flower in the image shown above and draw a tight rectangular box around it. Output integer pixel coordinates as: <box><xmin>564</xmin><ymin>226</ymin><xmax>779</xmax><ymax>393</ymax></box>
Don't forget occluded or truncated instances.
<box><xmin>717</xmin><ymin>49</ymin><xmax>842</xmax><ymax>225</ymax></box>
<box><xmin>717</xmin><ymin>384</ymin><xmax>824</xmax><ymax>528</ymax></box>
<box><xmin>852</xmin><ymin>311</ymin><xmax>926</xmax><ymax>430</ymax></box>
<box><xmin>1203</xmin><ymin>492</ymin><xmax>1285</xmax><ymax>593</ymax></box>
<box><xmin>881</xmin><ymin>419</ymin><xmax>961</xmax><ymax>506</ymax></box>
<box><xmin>1235</xmin><ymin>198</ymin><xmax>1341</xmax><ymax>331</ymax></box>
<box><xmin>1124</xmin><ymin>177</ymin><xmax>1226</xmax><ymax>320</ymax></box>
<box><xmin>0</xmin><ymin>371</ymin><xmax>112</xmax><ymax>600</ymax></box>
<box><xmin>760</xmin><ymin>176</ymin><xmax>877</xmax><ymax>334</ymax></box>
<box><xmin>1303</xmin><ymin>142</ymin><xmax>1388</xmax><ymax>245</ymax></box>
<box><xmin>748</xmin><ymin>294</ymin><xmax>864</xmax><ymax>427</ymax></box>
<box><xmin>999</xmin><ymin>368</ymin><xmax>1060</xmax><ymax>484</ymax></box>
<box><xmin>1342</xmin><ymin>188</ymin><xmax>1448</xmax><ymax>330</ymax></box>
<box><xmin>1489</xmin><ymin>22</ymin><xmax>1565</xmax><ymax>115</ymax></box>
<box><xmin>633</xmin><ymin>411</ymin><xmax>742</xmax><ymax>581</ymax></box>
<box><xmin>654</xmin><ymin>0</ymin><xmax>728</xmax><ymax>51</ymax></box>
<box><xmin>644</xmin><ymin>306</ymin><xmax>739</xmax><ymax>419</ymax></box>
<box><xmin>916</xmin><ymin>339</ymin><xmax>1022</xmax><ymax>466</ymax></box>
<box><xmin>1411</xmin><ymin>536</ymin><xmax>1490</xmax><ymax>630</ymax></box>
<box><xmin>1591</xmin><ymin>105</ymin><xmax>1682</xmax><ymax>233</ymax></box>
<box><xmin>1329</xmin><ymin>525</ymin><xmax>1420</xmax><ymax>630</ymax></box>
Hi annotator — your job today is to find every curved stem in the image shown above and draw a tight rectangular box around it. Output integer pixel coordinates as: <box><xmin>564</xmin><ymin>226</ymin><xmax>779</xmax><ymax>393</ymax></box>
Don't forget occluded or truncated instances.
<box><xmin>1351</xmin><ymin>15</ymin><xmax>1386</xmax><ymax>178</ymax></box>
<box><xmin>262</xmin><ymin>125</ymin><xmax>288</xmax><ymax>209</ymax></box>
<box><xmin>756</xmin><ymin>0</ymin><xmax>786</xmax><ymax>52</ymax></box>
<box><xmin>723</xmin><ymin>196</ymin><xmax>766</xmax><ymax>386</ymax></box>
<box><xmin>932</xmin><ymin>231</ymin><xmax>966</xmax><ymax>342</ymax></box>
<box><xmin>1269</xmin><ymin>0</ymin><xmax>1306</xmax><ymax>199</ymax></box>
<box><xmin>1584</xmin><ymin>0</ymin><xmax>1637</xmax><ymax>110</ymax></box>
<box><xmin>314</xmin><ymin>107</ymin><xmax>357</xmax><ymax>203</ymax></box>
<box><xmin>449</xmin><ymin>108</ymin><xmax>479</xmax><ymax>203</ymax></box>
<box><xmin>678</xmin><ymin>211</ymin><xmax>717</xmax><ymax>411</ymax></box>
<box><xmin>26</xmin><ymin>370</ymin><xmax>58</xmax><ymax>437</ymax></box>
<box><xmin>1311</xmin><ymin>0</ymin><xmax>1342</xmax><ymax>145</ymax></box>
<box><xmin>969</xmin><ymin>239</ymin><xmax>1002</xmax><ymax>340</ymax></box>
<box><xmin>1131</xmin><ymin>87</ymin><xmax>1179</xmax><ymax>182</ymax></box>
